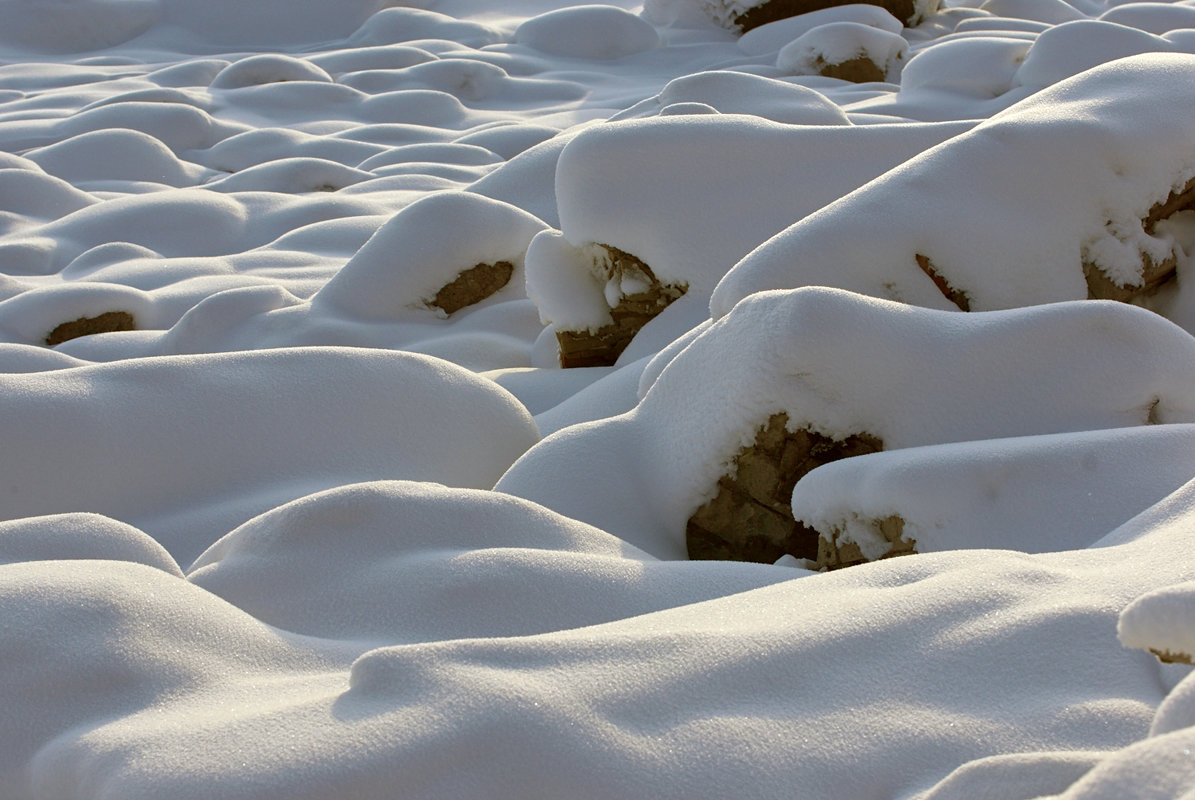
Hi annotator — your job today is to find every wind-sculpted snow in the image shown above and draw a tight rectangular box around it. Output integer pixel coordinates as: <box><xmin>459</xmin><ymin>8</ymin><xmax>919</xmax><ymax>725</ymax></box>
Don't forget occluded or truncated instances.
<box><xmin>5</xmin><ymin>0</ymin><xmax>1195</xmax><ymax>797</ymax></box>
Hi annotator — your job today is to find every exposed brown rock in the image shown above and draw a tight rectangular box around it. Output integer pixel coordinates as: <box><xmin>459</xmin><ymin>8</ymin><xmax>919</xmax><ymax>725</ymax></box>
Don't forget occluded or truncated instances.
<box><xmin>45</xmin><ymin>311</ymin><xmax>136</xmax><ymax>346</ymax></box>
<box><xmin>1150</xmin><ymin>648</ymin><xmax>1194</xmax><ymax>666</ymax></box>
<box><xmin>428</xmin><ymin>260</ymin><xmax>514</xmax><ymax>316</ymax></box>
<box><xmin>686</xmin><ymin>412</ymin><xmax>883</xmax><ymax>563</ymax></box>
<box><xmin>1085</xmin><ymin>177</ymin><xmax>1195</xmax><ymax>302</ymax></box>
<box><xmin>556</xmin><ymin>245</ymin><xmax>686</xmax><ymax>368</ymax></box>
<box><xmin>815</xmin><ymin>514</ymin><xmax>917</xmax><ymax>571</ymax></box>
<box><xmin>916</xmin><ymin>253</ymin><xmax>970</xmax><ymax>311</ymax></box>
<box><xmin>735</xmin><ymin>0</ymin><xmax>919</xmax><ymax>32</ymax></box>
<box><xmin>818</xmin><ymin>55</ymin><xmax>886</xmax><ymax>83</ymax></box>
<box><xmin>1084</xmin><ymin>252</ymin><xmax>1177</xmax><ymax>303</ymax></box>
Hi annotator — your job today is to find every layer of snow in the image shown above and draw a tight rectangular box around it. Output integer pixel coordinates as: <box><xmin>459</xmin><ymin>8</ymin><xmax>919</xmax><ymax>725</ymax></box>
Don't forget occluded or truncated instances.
<box><xmin>5</xmin><ymin>0</ymin><xmax>1195</xmax><ymax>797</ymax></box>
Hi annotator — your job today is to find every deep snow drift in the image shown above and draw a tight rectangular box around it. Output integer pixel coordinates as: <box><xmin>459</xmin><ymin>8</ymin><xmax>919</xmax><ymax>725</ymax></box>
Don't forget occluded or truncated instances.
<box><xmin>4</xmin><ymin>0</ymin><xmax>1195</xmax><ymax>797</ymax></box>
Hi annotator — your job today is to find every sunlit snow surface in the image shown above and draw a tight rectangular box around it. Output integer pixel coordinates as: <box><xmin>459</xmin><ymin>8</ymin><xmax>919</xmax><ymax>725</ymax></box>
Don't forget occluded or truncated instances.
<box><xmin>4</xmin><ymin>0</ymin><xmax>1195</xmax><ymax>797</ymax></box>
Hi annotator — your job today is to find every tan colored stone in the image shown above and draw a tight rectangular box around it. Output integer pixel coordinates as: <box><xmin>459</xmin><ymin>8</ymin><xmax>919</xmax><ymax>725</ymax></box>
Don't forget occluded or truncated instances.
<box><xmin>915</xmin><ymin>253</ymin><xmax>970</xmax><ymax>311</ymax></box>
<box><xmin>1085</xmin><ymin>176</ymin><xmax>1195</xmax><ymax>302</ymax></box>
<box><xmin>815</xmin><ymin>514</ymin><xmax>917</xmax><ymax>571</ymax></box>
<box><xmin>556</xmin><ymin>245</ymin><xmax>686</xmax><ymax>368</ymax></box>
<box><xmin>1150</xmin><ymin>648</ymin><xmax>1194</xmax><ymax>666</ymax></box>
<box><xmin>818</xmin><ymin>55</ymin><xmax>886</xmax><ymax>83</ymax></box>
<box><xmin>428</xmin><ymin>260</ymin><xmax>514</xmax><ymax>316</ymax></box>
<box><xmin>45</xmin><ymin>311</ymin><xmax>136</xmax><ymax>346</ymax></box>
<box><xmin>686</xmin><ymin>412</ymin><xmax>883</xmax><ymax>563</ymax></box>
<box><xmin>735</xmin><ymin>0</ymin><xmax>919</xmax><ymax>32</ymax></box>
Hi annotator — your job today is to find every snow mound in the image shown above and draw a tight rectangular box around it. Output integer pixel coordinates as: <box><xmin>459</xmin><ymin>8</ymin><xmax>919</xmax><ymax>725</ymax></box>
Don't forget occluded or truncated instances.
<box><xmin>1100</xmin><ymin>2</ymin><xmax>1195</xmax><ymax>35</ymax></box>
<box><xmin>1013</xmin><ymin>19</ymin><xmax>1176</xmax><ymax>90</ymax></box>
<box><xmin>713</xmin><ymin>53</ymin><xmax>1195</xmax><ymax>318</ymax></box>
<box><xmin>1120</xmin><ymin>582</ymin><xmax>1195</xmax><ymax>666</ymax></box>
<box><xmin>188</xmin><ymin>480</ymin><xmax>791</xmax><ymax>643</ymax></box>
<box><xmin>24</xmin><ymin>129</ymin><xmax>208</xmax><ymax>188</ymax></box>
<box><xmin>979</xmin><ymin>0</ymin><xmax>1084</xmax><ymax>25</ymax></box>
<box><xmin>0</xmin><ymin>513</ymin><xmax>181</xmax><ymax>576</ymax></box>
<box><xmin>348</xmin><ymin>7</ymin><xmax>506</xmax><ymax>48</ymax></box>
<box><xmin>515</xmin><ymin>5</ymin><xmax>660</xmax><ymax>59</ymax></box>
<box><xmin>0</xmin><ymin>347</ymin><xmax>539</xmax><ymax>564</ymax></box>
<box><xmin>314</xmin><ymin>191</ymin><xmax>547</xmax><ymax>321</ymax></box>
<box><xmin>209</xmin><ymin>55</ymin><xmax>333</xmax><ymax>89</ymax></box>
<box><xmin>898</xmin><ymin>34</ymin><xmax>1031</xmax><ymax>98</ymax></box>
<box><xmin>203</xmin><ymin>157</ymin><xmax>374</xmax><ymax>193</ymax></box>
<box><xmin>0</xmin><ymin>282</ymin><xmax>157</xmax><ymax>345</ymax></box>
<box><xmin>612</xmin><ymin>70</ymin><xmax>852</xmax><ymax>123</ymax></box>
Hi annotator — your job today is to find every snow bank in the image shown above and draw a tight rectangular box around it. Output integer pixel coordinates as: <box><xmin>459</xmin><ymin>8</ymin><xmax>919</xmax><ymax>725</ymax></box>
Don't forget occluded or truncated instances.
<box><xmin>713</xmin><ymin>53</ymin><xmax>1195</xmax><ymax>318</ymax></box>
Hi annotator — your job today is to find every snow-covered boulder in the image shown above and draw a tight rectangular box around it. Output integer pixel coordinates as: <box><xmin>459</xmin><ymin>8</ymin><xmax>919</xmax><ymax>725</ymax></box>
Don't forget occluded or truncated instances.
<box><xmin>793</xmin><ymin>426</ymin><xmax>1195</xmax><ymax>568</ymax></box>
<box><xmin>527</xmin><ymin>114</ymin><xmax>969</xmax><ymax>365</ymax></box>
<box><xmin>713</xmin><ymin>53</ymin><xmax>1195</xmax><ymax>320</ymax></box>
<box><xmin>737</xmin><ymin>3</ymin><xmax>903</xmax><ymax>54</ymax></box>
<box><xmin>645</xmin><ymin>0</ymin><xmax>939</xmax><ymax>33</ymax></box>
<box><xmin>499</xmin><ymin>287</ymin><xmax>1195</xmax><ymax>561</ymax></box>
<box><xmin>313</xmin><ymin>192</ymin><xmax>547</xmax><ymax>321</ymax></box>
<box><xmin>776</xmin><ymin>21</ymin><xmax>908</xmax><ymax>82</ymax></box>
<box><xmin>1120</xmin><ymin>581</ymin><xmax>1195</xmax><ymax>666</ymax></box>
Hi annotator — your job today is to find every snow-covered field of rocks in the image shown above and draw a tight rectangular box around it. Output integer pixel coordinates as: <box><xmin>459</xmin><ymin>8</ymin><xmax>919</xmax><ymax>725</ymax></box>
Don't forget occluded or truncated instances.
<box><xmin>4</xmin><ymin>0</ymin><xmax>1195</xmax><ymax>796</ymax></box>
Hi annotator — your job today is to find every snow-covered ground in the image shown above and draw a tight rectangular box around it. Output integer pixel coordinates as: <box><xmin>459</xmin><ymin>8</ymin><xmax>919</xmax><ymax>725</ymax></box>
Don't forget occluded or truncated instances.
<box><xmin>3</xmin><ymin>0</ymin><xmax>1195</xmax><ymax>796</ymax></box>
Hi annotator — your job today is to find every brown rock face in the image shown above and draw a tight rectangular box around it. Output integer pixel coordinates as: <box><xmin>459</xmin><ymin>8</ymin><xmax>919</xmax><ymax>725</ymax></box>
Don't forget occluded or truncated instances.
<box><xmin>818</xmin><ymin>56</ymin><xmax>887</xmax><ymax>83</ymax></box>
<box><xmin>686</xmin><ymin>412</ymin><xmax>883</xmax><ymax>563</ymax></box>
<box><xmin>916</xmin><ymin>253</ymin><xmax>970</xmax><ymax>311</ymax></box>
<box><xmin>815</xmin><ymin>514</ymin><xmax>917</xmax><ymax>570</ymax></box>
<box><xmin>1085</xmin><ymin>176</ymin><xmax>1195</xmax><ymax>302</ymax></box>
<box><xmin>45</xmin><ymin>311</ymin><xmax>136</xmax><ymax>346</ymax></box>
<box><xmin>428</xmin><ymin>260</ymin><xmax>515</xmax><ymax>316</ymax></box>
<box><xmin>556</xmin><ymin>245</ymin><xmax>686</xmax><ymax>368</ymax></box>
<box><xmin>735</xmin><ymin>0</ymin><xmax>919</xmax><ymax>32</ymax></box>
<box><xmin>1151</xmin><ymin>648</ymin><xmax>1194</xmax><ymax>666</ymax></box>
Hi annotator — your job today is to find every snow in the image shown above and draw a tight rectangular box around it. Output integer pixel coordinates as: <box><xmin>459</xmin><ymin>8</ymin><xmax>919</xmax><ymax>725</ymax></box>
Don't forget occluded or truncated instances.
<box><xmin>5</xmin><ymin>0</ymin><xmax>1195</xmax><ymax>796</ymax></box>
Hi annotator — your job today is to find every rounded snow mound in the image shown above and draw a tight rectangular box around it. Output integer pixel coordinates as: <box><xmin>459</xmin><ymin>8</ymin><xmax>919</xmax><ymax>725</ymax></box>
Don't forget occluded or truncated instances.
<box><xmin>314</xmin><ymin>191</ymin><xmax>548</xmax><ymax>321</ymax></box>
<box><xmin>210</xmin><ymin>55</ymin><xmax>332</xmax><ymax>89</ymax></box>
<box><xmin>516</xmin><ymin>5</ymin><xmax>659</xmax><ymax>59</ymax></box>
